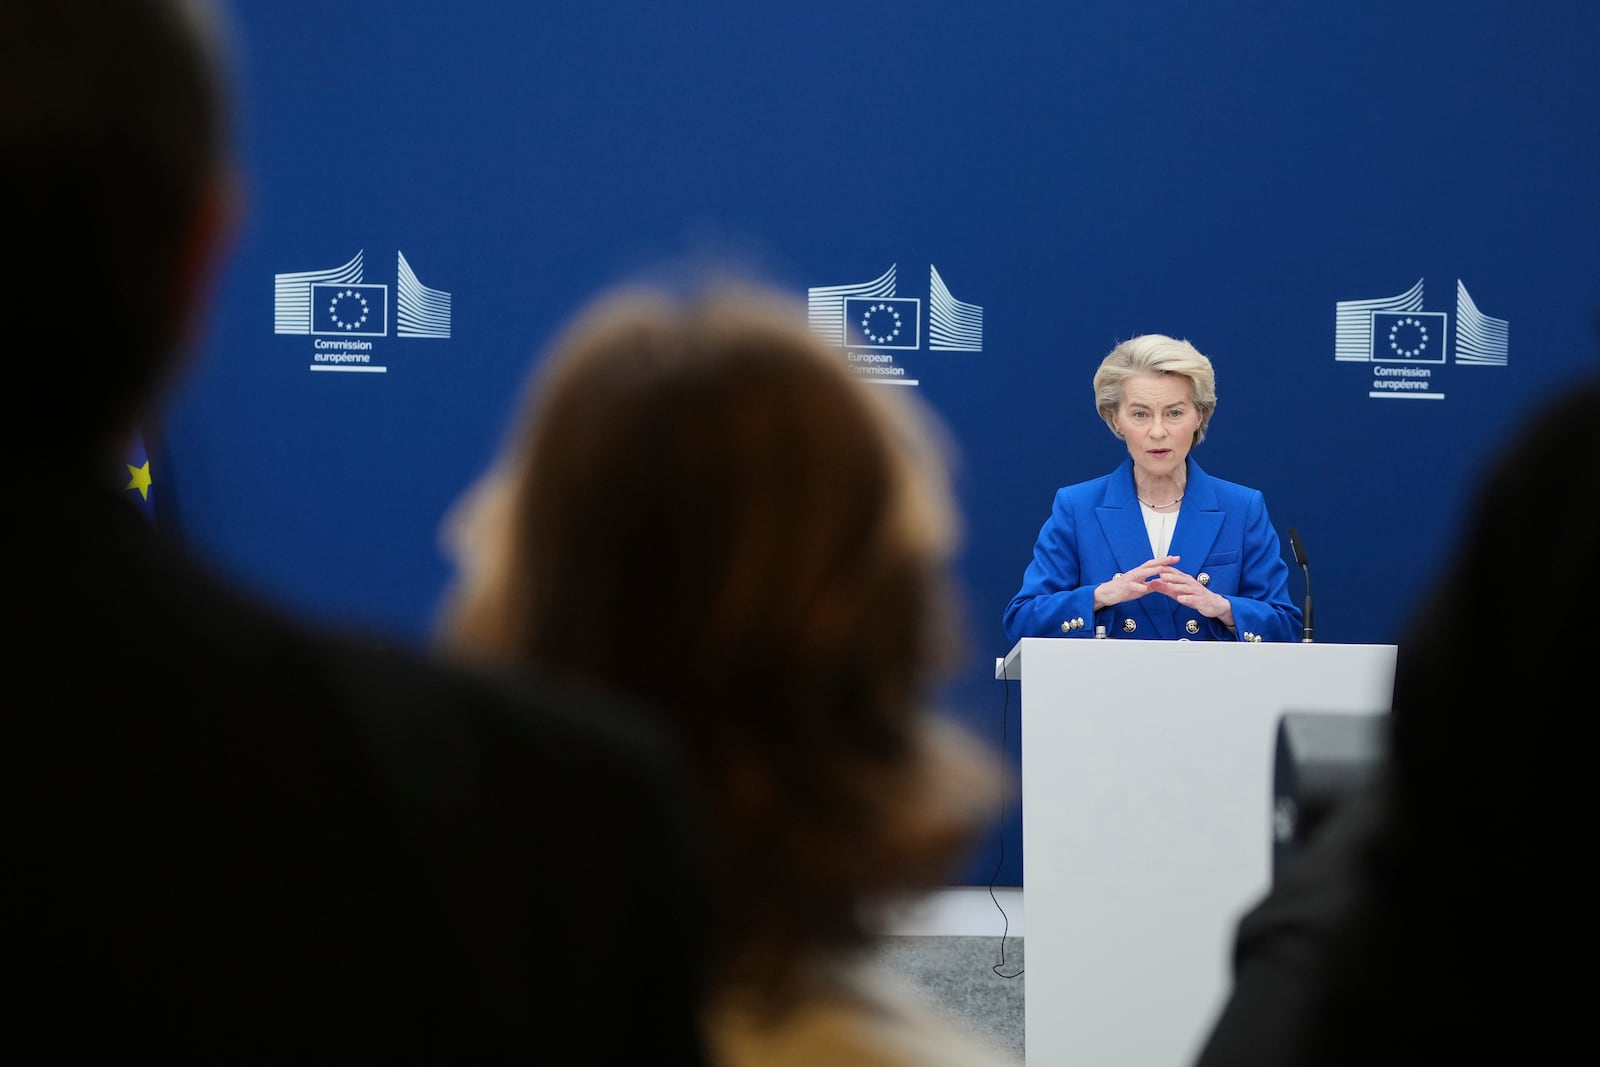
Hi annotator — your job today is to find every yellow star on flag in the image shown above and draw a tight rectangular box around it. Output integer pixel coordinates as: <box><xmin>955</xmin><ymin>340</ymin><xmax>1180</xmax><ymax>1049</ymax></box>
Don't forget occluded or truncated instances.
<box><xmin>125</xmin><ymin>460</ymin><xmax>153</xmax><ymax>501</ymax></box>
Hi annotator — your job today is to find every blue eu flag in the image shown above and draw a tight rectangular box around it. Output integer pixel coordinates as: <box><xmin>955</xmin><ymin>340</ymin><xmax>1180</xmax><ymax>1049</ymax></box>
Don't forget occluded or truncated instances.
<box><xmin>311</xmin><ymin>282</ymin><xmax>389</xmax><ymax>336</ymax></box>
<box><xmin>1370</xmin><ymin>311</ymin><xmax>1448</xmax><ymax>364</ymax></box>
<box><xmin>843</xmin><ymin>297</ymin><xmax>921</xmax><ymax>350</ymax></box>
<box><xmin>124</xmin><ymin>430</ymin><xmax>155</xmax><ymax>522</ymax></box>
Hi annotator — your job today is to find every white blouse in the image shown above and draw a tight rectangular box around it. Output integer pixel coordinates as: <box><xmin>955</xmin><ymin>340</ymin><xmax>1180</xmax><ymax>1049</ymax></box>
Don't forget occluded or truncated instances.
<box><xmin>1140</xmin><ymin>500</ymin><xmax>1178</xmax><ymax>558</ymax></box>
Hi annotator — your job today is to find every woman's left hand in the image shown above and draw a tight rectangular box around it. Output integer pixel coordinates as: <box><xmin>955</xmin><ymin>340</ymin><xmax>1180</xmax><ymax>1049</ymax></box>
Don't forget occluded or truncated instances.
<box><xmin>1146</xmin><ymin>566</ymin><xmax>1235</xmax><ymax>627</ymax></box>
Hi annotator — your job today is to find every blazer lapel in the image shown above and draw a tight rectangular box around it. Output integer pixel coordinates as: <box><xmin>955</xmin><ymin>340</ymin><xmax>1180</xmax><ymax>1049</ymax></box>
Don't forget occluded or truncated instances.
<box><xmin>1096</xmin><ymin>459</ymin><xmax>1153</xmax><ymax>575</ymax></box>
<box><xmin>1168</xmin><ymin>459</ymin><xmax>1222</xmax><ymax>581</ymax></box>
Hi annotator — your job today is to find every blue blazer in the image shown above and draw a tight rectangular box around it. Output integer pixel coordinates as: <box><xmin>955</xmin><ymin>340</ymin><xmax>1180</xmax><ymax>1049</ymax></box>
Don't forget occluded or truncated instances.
<box><xmin>1003</xmin><ymin>457</ymin><xmax>1303</xmax><ymax>643</ymax></box>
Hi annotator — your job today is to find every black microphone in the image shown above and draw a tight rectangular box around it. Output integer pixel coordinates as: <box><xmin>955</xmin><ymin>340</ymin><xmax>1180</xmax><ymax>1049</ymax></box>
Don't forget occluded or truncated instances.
<box><xmin>1287</xmin><ymin>527</ymin><xmax>1313</xmax><ymax>643</ymax></box>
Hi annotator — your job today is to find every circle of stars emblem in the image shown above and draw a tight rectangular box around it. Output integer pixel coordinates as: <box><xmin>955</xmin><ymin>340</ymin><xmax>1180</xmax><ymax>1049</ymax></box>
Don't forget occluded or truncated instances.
<box><xmin>860</xmin><ymin>302</ymin><xmax>903</xmax><ymax>344</ymax></box>
<box><xmin>1387</xmin><ymin>315</ymin><xmax>1430</xmax><ymax>358</ymax></box>
<box><xmin>328</xmin><ymin>289</ymin><xmax>371</xmax><ymax>331</ymax></box>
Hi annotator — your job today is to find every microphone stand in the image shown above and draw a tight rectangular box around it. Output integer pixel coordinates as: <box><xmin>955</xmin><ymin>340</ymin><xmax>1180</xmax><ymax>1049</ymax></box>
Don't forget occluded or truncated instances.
<box><xmin>1288</xmin><ymin>527</ymin><xmax>1314</xmax><ymax>643</ymax></box>
<box><xmin>1298</xmin><ymin>564</ymin><xmax>1314</xmax><ymax>643</ymax></box>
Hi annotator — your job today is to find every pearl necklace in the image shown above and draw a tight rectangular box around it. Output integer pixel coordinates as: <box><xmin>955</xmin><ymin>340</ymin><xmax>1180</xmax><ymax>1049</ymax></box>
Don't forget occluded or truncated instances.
<box><xmin>1138</xmin><ymin>493</ymin><xmax>1184</xmax><ymax>509</ymax></box>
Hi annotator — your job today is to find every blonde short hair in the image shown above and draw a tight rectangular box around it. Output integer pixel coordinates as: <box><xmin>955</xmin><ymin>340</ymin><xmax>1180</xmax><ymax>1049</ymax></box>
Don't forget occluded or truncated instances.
<box><xmin>1092</xmin><ymin>333</ymin><xmax>1217</xmax><ymax>446</ymax></box>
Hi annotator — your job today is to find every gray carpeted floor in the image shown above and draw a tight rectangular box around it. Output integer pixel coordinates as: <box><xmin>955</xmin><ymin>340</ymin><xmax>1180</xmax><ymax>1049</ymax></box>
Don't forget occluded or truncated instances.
<box><xmin>871</xmin><ymin>935</ymin><xmax>1025</xmax><ymax>1060</ymax></box>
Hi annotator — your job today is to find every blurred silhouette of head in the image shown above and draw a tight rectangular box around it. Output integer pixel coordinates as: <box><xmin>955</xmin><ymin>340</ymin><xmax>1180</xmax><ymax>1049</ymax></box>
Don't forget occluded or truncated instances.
<box><xmin>1295</xmin><ymin>374</ymin><xmax>1600</xmax><ymax>1064</ymax></box>
<box><xmin>2</xmin><ymin>0</ymin><xmax>235</xmax><ymax>464</ymax></box>
<box><xmin>1387</xmin><ymin>375</ymin><xmax>1600</xmax><ymax>847</ymax></box>
<box><xmin>439</xmin><ymin>280</ymin><xmax>998</xmax><ymax>1000</ymax></box>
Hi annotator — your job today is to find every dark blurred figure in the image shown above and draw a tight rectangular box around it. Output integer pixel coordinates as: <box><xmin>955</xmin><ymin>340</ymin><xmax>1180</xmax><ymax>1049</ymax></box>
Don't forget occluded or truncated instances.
<box><xmin>436</xmin><ymin>282</ymin><xmax>1018</xmax><ymax>1065</ymax></box>
<box><xmin>2</xmin><ymin>1</ymin><xmax>708</xmax><ymax>1061</ymax></box>
<box><xmin>1193</xmin><ymin>375</ymin><xmax>1600</xmax><ymax>1066</ymax></box>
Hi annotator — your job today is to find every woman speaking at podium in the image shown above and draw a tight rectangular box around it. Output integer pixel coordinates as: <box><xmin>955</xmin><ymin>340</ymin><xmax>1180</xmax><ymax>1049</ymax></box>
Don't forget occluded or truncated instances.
<box><xmin>1002</xmin><ymin>334</ymin><xmax>1302</xmax><ymax>643</ymax></box>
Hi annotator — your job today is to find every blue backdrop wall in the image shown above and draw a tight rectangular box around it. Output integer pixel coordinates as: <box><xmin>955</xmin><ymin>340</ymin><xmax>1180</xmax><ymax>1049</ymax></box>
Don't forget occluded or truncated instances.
<box><xmin>162</xmin><ymin>0</ymin><xmax>1600</xmax><ymax>886</ymax></box>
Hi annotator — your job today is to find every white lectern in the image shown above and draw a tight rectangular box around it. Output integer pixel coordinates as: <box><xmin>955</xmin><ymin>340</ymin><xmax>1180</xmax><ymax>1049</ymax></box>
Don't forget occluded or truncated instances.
<box><xmin>999</xmin><ymin>638</ymin><xmax>1396</xmax><ymax>1067</ymax></box>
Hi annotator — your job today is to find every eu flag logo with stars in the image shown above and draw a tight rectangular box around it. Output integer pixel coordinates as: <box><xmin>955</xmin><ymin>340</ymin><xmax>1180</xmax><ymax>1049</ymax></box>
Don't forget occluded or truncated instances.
<box><xmin>311</xmin><ymin>282</ymin><xmax>389</xmax><ymax>337</ymax></box>
<box><xmin>1371</xmin><ymin>311</ymin><xmax>1448</xmax><ymax>364</ymax></box>
<box><xmin>843</xmin><ymin>297</ymin><xmax>921</xmax><ymax>350</ymax></box>
<box><xmin>124</xmin><ymin>430</ymin><xmax>155</xmax><ymax>522</ymax></box>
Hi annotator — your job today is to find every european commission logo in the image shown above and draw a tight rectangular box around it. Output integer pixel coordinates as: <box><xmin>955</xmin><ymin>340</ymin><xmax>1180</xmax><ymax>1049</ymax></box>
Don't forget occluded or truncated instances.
<box><xmin>1334</xmin><ymin>277</ymin><xmax>1508</xmax><ymax>401</ymax></box>
<box><xmin>808</xmin><ymin>263</ymin><xmax>984</xmax><ymax>387</ymax></box>
<box><xmin>275</xmin><ymin>249</ymin><xmax>453</xmax><ymax>372</ymax></box>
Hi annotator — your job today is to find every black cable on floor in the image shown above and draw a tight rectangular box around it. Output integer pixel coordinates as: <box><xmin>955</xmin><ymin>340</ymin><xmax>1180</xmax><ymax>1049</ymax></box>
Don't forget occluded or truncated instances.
<box><xmin>989</xmin><ymin>653</ymin><xmax>1022</xmax><ymax>979</ymax></box>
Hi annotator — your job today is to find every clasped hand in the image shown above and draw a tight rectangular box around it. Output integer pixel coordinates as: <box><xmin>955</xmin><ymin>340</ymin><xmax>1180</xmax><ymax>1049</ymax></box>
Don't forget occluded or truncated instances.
<box><xmin>1093</xmin><ymin>555</ymin><xmax>1231</xmax><ymax>621</ymax></box>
